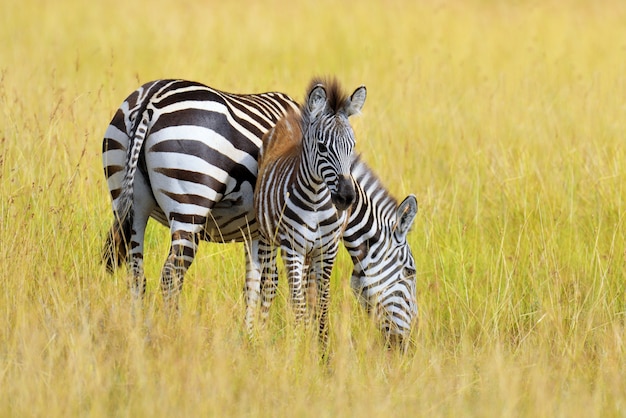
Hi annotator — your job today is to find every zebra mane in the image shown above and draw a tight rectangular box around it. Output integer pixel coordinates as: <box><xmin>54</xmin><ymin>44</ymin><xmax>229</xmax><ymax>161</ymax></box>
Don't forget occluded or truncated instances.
<box><xmin>259</xmin><ymin>77</ymin><xmax>350</xmax><ymax>167</ymax></box>
<box><xmin>351</xmin><ymin>154</ymin><xmax>398</xmax><ymax>208</ymax></box>
<box><xmin>258</xmin><ymin>108</ymin><xmax>303</xmax><ymax>168</ymax></box>
<box><xmin>305</xmin><ymin>76</ymin><xmax>350</xmax><ymax>116</ymax></box>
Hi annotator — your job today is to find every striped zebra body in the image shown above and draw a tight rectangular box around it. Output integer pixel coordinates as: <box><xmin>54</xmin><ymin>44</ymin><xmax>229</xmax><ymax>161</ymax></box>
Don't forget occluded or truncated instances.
<box><xmin>103</xmin><ymin>79</ymin><xmax>298</xmax><ymax>307</ymax></box>
<box><xmin>254</xmin><ymin>79</ymin><xmax>366</xmax><ymax>351</ymax></box>
<box><xmin>102</xmin><ymin>79</ymin><xmax>418</xmax><ymax>347</ymax></box>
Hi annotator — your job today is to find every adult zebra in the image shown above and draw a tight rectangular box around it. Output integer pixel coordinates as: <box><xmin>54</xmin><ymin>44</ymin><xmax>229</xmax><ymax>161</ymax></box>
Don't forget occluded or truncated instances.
<box><xmin>255</xmin><ymin>79</ymin><xmax>365</xmax><ymax>351</ymax></box>
<box><xmin>102</xmin><ymin>79</ymin><xmax>418</xmax><ymax>347</ymax></box>
<box><xmin>103</xmin><ymin>79</ymin><xmax>298</xmax><ymax>309</ymax></box>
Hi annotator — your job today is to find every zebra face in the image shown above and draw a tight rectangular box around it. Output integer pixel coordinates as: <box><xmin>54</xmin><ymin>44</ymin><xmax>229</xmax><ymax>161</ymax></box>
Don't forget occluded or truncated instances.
<box><xmin>353</xmin><ymin>238</ymin><xmax>418</xmax><ymax>348</ymax></box>
<box><xmin>305</xmin><ymin>82</ymin><xmax>367</xmax><ymax>212</ymax></box>
<box><xmin>350</xmin><ymin>195</ymin><xmax>419</xmax><ymax>349</ymax></box>
<box><xmin>313</xmin><ymin>121</ymin><xmax>356</xmax><ymax>212</ymax></box>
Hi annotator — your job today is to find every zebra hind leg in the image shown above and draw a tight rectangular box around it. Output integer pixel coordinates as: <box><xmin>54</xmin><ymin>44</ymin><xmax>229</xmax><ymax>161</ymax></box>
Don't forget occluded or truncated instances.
<box><xmin>128</xmin><ymin>213</ymin><xmax>149</xmax><ymax>305</ymax></box>
<box><xmin>103</xmin><ymin>213</ymin><xmax>132</xmax><ymax>273</ymax></box>
<box><xmin>160</xmin><ymin>228</ymin><xmax>199</xmax><ymax>315</ymax></box>
<box><xmin>127</xmin><ymin>182</ymin><xmax>155</xmax><ymax>307</ymax></box>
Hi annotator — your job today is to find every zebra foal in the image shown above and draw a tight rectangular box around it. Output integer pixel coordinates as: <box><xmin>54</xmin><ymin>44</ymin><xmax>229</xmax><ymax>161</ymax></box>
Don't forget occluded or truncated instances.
<box><xmin>254</xmin><ymin>78</ymin><xmax>366</xmax><ymax>350</ymax></box>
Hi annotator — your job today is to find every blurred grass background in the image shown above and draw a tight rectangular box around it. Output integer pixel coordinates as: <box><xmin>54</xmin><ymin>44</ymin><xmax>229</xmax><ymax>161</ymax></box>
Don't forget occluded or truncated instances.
<box><xmin>1</xmin><ymin>0</ymin><xmax>625</xmax><ymax>416</ymax></box>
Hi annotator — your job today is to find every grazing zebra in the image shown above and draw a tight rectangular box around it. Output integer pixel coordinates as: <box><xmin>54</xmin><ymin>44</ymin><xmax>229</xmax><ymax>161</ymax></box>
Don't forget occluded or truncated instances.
<box><xmin>254</xmin><ymin>78</ymin><xmax>366</xmax><ymax>350</ymax></box>
<box><xmin>344</xmin><ymin>156</ymin><xmax>418</xmax><ymax>346</ymax></box>
<box><xmin>102</xmin><ymin>79</ymin><xmax>418</xmax><ymax>347</ymax></box>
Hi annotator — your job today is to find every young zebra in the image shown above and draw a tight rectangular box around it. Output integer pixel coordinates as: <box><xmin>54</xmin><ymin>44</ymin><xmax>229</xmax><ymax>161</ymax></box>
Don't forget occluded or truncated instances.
<box><xmin>102</xmin><ymin>79</ymin><xmax>417</xmax><ymax>347</ymax></box>
<box><xmin>256</xmin><ymin>156</ymin><xmax>419</xmax><ymax>348</ymax></box>
<box><xmin>254</xmin><ymin>78</ymin><xmax>366</xmax><ymax>350</ymax></box>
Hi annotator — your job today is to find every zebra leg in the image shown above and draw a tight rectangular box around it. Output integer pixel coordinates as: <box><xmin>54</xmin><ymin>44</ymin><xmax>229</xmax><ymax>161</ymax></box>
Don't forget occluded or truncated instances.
<box><xmin>259</xmin><ymin>238</ymin><xmax>279</xmax><ymax>324</ymax></box>
<box><xmin>160</xmin><ymin>224</ymin><xmax>200</xmax><ymax>314</ymax></box>
<box><xmin>302</xmin><ymin>261</ymin><xmax>316</xmax><ymax>323</ymax></box>
<box><xmin>244</xmin><ymin>239</ymin><xmax>262</xmax><ymax>337</ymax></box>
<box><xmin>128</xmin><ymin>215</ymin><xmax>148</xmax><ymax>303</ymax></box>
<box><xmin>309</xmin><ymin>246</ymin><xmax>339</xmax><ymax>353</ymax></box>
<box><xmin>282</xmin><ymin>246</ymin><xmax>308</xmax><ymax>325</ymax></box>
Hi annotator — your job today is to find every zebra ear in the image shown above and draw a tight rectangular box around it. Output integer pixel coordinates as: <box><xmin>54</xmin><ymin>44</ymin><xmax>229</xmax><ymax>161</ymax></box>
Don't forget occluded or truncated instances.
<box><xmin>307</xmin><ymin>84</ymin><xmax>327</xmax><ymax>119</ymax></box>
<box><xmin>395</xmin><ymin>194</ymin><xmax>418</xmax><ymax>240</ymax></box>
<box><xmin>344</xmin><ymin>85</ymin><xmax>367</xmax><ymax>117</ymax></box>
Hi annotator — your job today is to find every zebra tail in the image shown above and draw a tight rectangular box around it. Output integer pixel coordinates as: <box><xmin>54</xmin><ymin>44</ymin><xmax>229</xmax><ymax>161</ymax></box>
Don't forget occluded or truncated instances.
<box><xmin>103</xmin><ymin>211</ymin><xmax>133</xmax><ymax>273</ymax></box>
<box><xmin>103</xmin><ymin>87</ymin><xmax>156</xmax><ymax>272</ymax></box>
<box><xmin>116</xmin><ymin>107</ymin><xmax>151</xmax><ymax>227</ymax></box>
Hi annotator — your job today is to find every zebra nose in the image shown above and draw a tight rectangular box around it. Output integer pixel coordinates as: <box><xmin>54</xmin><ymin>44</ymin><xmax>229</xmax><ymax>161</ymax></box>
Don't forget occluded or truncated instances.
<box><xmin>331</xmin><ymin>175</ymin><xmax>355</xmax><ymax>211</ymax></box>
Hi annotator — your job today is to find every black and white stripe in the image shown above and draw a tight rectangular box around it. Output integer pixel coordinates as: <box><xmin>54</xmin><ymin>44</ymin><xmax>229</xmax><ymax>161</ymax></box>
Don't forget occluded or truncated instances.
<box><xmin>344</xmin><ymin>157</ymin><xmax>419</xmax><ymax>346</ymax></box>
<box><xmin>102</xmin><ymin>79</ymin><xmax>298</xmax><ymax>308</ymax></box>
<box><xmin>253</xmin><ymin>79</ymin><xmax>366</xmax><ymax>350</ymax></box>
<box><xmin>102</xmin><ymin>79</ymin><xmax>418</xmax><ymax>346</ymax></box>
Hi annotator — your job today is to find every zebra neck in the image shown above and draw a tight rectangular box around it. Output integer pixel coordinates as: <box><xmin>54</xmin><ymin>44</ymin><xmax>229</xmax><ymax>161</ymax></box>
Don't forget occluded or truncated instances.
<box><xmin>343</xmin><ymin>185</ymin><xmax>378</xmax><ymax>263</ymax></box>
<box><xmin>343</xmin><ymin>158</ymin><xmax>396</xmax><ymax>267</ymax></box>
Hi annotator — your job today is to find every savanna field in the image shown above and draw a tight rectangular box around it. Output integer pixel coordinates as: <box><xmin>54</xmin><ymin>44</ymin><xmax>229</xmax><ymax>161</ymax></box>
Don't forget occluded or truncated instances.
<box><xmin>1</xmin><ymin>0</ymin><xmax>625</xmax><ymax>416</ymax></box>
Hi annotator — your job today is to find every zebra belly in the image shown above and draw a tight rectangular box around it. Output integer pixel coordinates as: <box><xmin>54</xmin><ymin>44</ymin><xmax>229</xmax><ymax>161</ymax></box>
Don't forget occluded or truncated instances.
<box><xmin>201</xmin><ymin>180</ymin><xmax>258</xmax><ymax>243</ymax></box>
<box><xmin>149</xmin><ymin>180</ymin><xmax>258</xmax><ymax>244</ymax></box>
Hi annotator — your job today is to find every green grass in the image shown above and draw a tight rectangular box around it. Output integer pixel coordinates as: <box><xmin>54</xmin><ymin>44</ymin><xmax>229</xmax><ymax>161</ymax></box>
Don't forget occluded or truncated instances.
<box><xmin>1</xmin><ymin>0</ymin><xmax>625</xmax><ymax>416</ymax></box>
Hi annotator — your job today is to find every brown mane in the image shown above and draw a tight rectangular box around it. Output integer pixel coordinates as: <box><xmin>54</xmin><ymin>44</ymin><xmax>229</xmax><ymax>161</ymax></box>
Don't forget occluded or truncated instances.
<box><xmin>258</xmin><ymin>108</ymin><xmax>303</xmax><ymax>170</ymax></box>
<box><xmin>259</xmin><ymin>76</ymin><xmax>350</xmax><ymax>171</ymax></box>
<box><xmin>307</xmin><ymin>76</ymin><xmax>349</xmax><ymax>114</ymax></box>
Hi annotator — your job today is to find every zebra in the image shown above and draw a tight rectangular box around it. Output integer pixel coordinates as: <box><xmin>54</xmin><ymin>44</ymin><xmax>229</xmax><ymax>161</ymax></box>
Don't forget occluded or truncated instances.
<box><xmin>102</xmin><ymin>79</ymin><xmax>418</xmax><ymax>347</ymax></box>
<box><xmin>102</xmin><ymin>79</ymin><xmax>298</xmax><ymax>310</ymax></box>
<box><xmin>344</xmin><ymin>157</ymin><xmax>418</xmax><ymax>346</ymax></box>
<box><xmin>254</xmin><ymin>78</ymin><xmax>366</xmax><ymax>351</ymax></box>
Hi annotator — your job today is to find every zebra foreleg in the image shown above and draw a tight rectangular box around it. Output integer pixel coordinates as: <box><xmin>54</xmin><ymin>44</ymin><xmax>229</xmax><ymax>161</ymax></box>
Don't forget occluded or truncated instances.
<box><xmin>309</xmin><ymin>248</ymin><xmax>338</xmax><ymax>354</ymax></box>
<box><xmin>244</xmin><ymin>239</ymin><xmax>262</xmax><ymax>337</ymax></box>
<box><xmin>302</xmin><ymin>261</ymin><xmax>316</xmax><ymax>324</ymax></box>
<box><xmin>160</xmin><ymin>229</ymin><xmax>199</xmax><ymax>314</ymax></box>
<box><xmin>282</xmin><ymin>248</ymin><xmax>308</xmax><ymax>325</ymax></box>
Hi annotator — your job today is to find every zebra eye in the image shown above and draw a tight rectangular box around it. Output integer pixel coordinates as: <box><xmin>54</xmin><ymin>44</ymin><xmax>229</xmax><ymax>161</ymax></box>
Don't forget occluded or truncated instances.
<box><xmin>318</xmin><ymin>142</ymin><xmax>328</xmax><ymax>153</ymax></box>
<box><xmin>403</xmin><ymin>267</ymin><xmax>416</xmax><ymax>278</ymax></box>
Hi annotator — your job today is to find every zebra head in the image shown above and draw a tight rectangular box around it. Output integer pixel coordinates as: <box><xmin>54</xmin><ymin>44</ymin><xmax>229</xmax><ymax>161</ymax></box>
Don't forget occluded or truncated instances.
<box><xmin>349</xmin><ymin>193</ymin><xmax>419</xmax><ymax>350</ymax></box>
<box><xmin>302</xmin><ymin>79</ymin><xmax>367</xmax><ymax>211</ymax></box>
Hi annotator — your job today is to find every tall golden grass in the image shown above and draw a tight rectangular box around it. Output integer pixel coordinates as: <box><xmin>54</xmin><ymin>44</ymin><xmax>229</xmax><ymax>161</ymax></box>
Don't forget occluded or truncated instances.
<box><xmin>1</xmin><ymin>0</ymin><xmax>625</xmax><ymax>415</ymax></box>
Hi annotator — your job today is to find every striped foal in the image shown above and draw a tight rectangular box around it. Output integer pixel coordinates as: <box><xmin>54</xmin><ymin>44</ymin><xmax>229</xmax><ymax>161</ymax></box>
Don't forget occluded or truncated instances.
<box><xmin>253</xmin><ymin>144</ymin><xmax>418</xmax><ymax>349</ymax></box>
<box><xmin>254</xmin><ymin>79</ymin><xmax>366</xmax><ymax>350</ymax></box>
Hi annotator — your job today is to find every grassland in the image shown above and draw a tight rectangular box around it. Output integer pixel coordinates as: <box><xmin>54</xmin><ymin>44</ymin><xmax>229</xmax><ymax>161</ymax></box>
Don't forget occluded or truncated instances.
<box><xmin>1</xmin><ymin>0</ymin><xmax>625</xmax><ymax>416</ymax></box>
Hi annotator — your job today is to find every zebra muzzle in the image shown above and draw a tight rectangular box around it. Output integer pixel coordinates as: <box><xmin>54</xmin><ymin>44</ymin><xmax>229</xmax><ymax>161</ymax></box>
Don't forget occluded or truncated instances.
<box><xmin>331</xmin><ymin>175</ymin><xmax>355</xmax><ymax>212</ymax></box>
